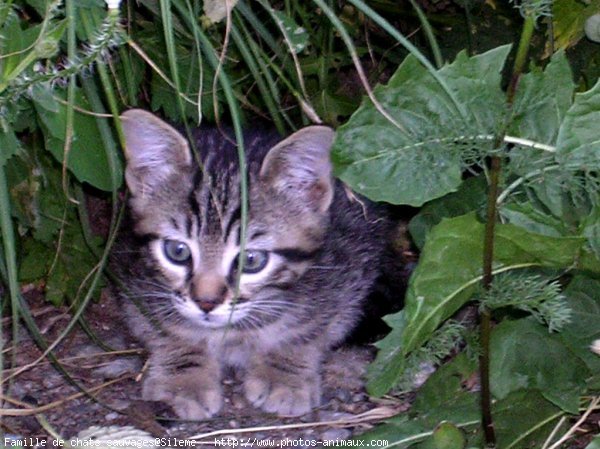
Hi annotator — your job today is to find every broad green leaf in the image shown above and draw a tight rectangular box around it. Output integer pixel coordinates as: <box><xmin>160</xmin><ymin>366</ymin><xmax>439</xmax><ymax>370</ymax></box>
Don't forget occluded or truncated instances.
<box><xmin>354</xmin><ymin>393</ymin><xmax>480</xmax><ymax>449</ymax></box>
<box><xmin>19</xmin><ymin>238</ymin><xmax>53</xmax><ymax>281</ymax></box>
<box><xmin>493</xmin><ymin>390</ymin><xmax>564</xmax><ymax>449</ymax></box>
<box><xmin>44</xmin><ymin>219</ymin><xmax>104</xmax><ymax>306</ymax></box>
<box><xmin>30</xmin><ymin>83</ymin><xmax>60</xmax><ymax>113</ymax></box>
<box><xmin>490</xmin><ymin>318</ymin><xmax>588</xmax><ymax>413</ymax></box>
<box><xmin>585</xmin><ymin>435</ymin><xmax>600</xmax><ymax>449</ymax></box>
<box><xmin>404</xmin><ymin>214</ymin><xmax>599</xmax><ymax>353</ymax></box>
<box><xmin>435</xmin><ymin>46</ymin><xmax>510</xmax><ymax>132</ymax></box>
<box><xmin>499</xmin><ymin>202</ymin><xmax>565</xmax><ymax>237</ymax></box>
<box><xmin>368</xmin><ymin>310</ymin><xmax>408</xmax><ymax>396</ymax></box>
<box><xmin>359</xmin><ymin>375</ymin><xmax>563</xmax><ymax>449</ymax></box>
<box><xmin>510</xmin><ymin>51</ymin><xmax>574</xmax><ymax>145</ymax></box>
<box><xmin>33</xmin><ymin>87</ymin><xmax>122</xmax><ymax>191</ymax></box>
<box><xmin>354</xmin><ymin>415</ymin><xmax>432</xmax><ymax>448</ymax></box>
<box><xmin>558</xmin><ymin>276</ymin><xmax>600</xmax><ymax>372</ymax></box>
<box><xmin>368</xmin><ymin>213</ymin><xmax>600</xmax><ymax>396</ymax></box>
<box><xmin>0</xmin><ymin>128</ymin><xmax>19</xmax><ymax>168</ymax></box>
<box><xmin>6</xmin><ymin>151</ymin><xmax>64</xmax><ymax>242</ymax></box>
<box><xmin>0</xmin><ymin>14</ymin><xmax>35</xmax><ymax>79</ymax></box>
<box><xmin>411</xmin><ymin>353</ymin><xmax>478</xmax><ymax>414</ymax></box>
<box><xmin>332</xmin><ymin>46</ymin><xmax>511</xmax><ymax>206</ymax></box>
<box><xmin>556</xmin><ymin>79</ymin><xmax>600</xmax><ymax>168</ymax></box>
<box><xmin>409</xmin><ymin>176</ymin><xmax>487</xmax><ymax>249</ymax></box>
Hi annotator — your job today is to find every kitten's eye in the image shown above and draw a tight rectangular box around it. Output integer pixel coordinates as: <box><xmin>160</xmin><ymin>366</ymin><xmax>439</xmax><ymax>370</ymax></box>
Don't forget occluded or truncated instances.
<box><xmin>237</xmin><ymin>250</ymin><xmax>269</xmax><ymax>274</ymax></box>
<box><xmin>163</xmin><ymin>240</ymin><xmax>191</xmax><ymax>264</ymax></box>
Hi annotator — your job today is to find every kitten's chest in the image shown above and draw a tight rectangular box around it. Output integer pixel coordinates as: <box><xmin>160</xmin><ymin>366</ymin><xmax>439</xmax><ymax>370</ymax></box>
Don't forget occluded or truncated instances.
<box><xmin>204</xmin><ymin>332</ymin><xmax>253</xmax><ymax>367</ymax></box>
<box><xmin>203</xmin><ymin>321</ymin><xmax>302</xmax><ymax>367</ymax></box>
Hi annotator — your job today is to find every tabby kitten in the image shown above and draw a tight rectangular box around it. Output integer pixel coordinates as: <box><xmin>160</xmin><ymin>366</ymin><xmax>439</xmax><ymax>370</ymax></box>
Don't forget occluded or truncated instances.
<box><xmin>112</xmin><ymin>109</ymin><xmax>392</xmax><ymax>419</ymax></box>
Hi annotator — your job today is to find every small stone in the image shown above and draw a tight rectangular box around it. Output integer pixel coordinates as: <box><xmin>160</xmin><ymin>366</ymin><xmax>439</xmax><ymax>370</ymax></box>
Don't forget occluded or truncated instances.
<box><xmin>351</xmin><ymin>392</ymin><xmax>367</xmax><ymax>402</ymax></box>
<box><xmin>231</xmin><ymin>394</ymin><xmax>246</xmax><ymax>410</ymax></box>
<box><xmin>321</xmin><ymin>428</ymin><xmax>352</xmax><ymax>442</ymax></box>
<box><xmin>42</xmin><ymin>374</ymin><xmax>61</xmax><ymax>389</ymax></box>
<box><xmin>105</xmin><ymin>412</ymin><xmax>119</xmax><ymax>421</ymax></box>
<box><xmin>334</xmin><ymin>388</ymin><xmax>352</xmax><ymax>403</ymax></box>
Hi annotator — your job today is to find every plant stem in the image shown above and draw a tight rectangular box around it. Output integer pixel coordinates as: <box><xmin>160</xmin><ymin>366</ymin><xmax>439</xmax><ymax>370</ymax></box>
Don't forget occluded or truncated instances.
<box><xmin>480</xmin><ymin>154</ymin><xmax>501</xmax><ymax>447</ymax></box>
<box><xmin>507</xmin><ymin>16</ymin><xmax>535</xmax><ymax>103</ymax></box>
<box><xmin>479</xmin><ymin>12</ymin><xmax>536</xmax><ymax>448</ymax></box>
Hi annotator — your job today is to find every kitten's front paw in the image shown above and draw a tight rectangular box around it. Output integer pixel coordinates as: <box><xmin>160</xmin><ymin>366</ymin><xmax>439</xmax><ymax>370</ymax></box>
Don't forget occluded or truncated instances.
<box><xmin>142</xmin><ymin>373</ymin><xmax>222</xmax><ymax>420</ymax></box>
<box><xmin>244</xmin><ymin>372</ymin><xmax>320</xmax><ymax>417</ymax></box>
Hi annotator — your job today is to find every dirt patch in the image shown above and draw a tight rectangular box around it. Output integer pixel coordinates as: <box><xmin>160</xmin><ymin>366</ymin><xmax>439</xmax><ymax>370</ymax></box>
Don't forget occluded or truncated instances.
<box><xmin>2</xmin><ymin>288</ymin><xmax>407</xmax><ymax>447</ymax></box>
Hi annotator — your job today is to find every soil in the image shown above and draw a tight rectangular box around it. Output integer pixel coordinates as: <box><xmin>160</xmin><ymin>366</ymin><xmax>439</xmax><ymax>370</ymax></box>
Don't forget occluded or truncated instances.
<box><xmin>1</xmin><ymin>286</ymin><xmax>409</xmax><ymax>447</ymax></box>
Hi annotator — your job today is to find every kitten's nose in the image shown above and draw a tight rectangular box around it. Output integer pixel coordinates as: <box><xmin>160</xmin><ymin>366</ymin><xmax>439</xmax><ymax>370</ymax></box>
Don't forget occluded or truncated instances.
<box><xmin>196</xmin><ymin>296</ymin><xmax>222</xmax><ymax>313</ymax></box>
<box><xmin>192</xmin><ymin>272</ymin><xmax>227</xmax><ymax>313</ymax></box>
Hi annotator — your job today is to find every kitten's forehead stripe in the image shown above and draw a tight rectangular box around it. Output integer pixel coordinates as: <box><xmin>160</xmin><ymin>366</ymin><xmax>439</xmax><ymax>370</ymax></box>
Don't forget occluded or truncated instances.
<box><xmin>224</xmin><ymin>204</ymin><xmax>241</xmax><ymax>242</ymax></box>
<box><xmin>135</xmin><ymin>232</ymin><xmax>159</xmax><ymax>245</ymax></box>
<box><xmin>185</xmin><ymin>215</ymin><xmax>193</xmax><ymax>237</ymax></box>
<box><xmin>249</xmin><ymin>230</ymin><xmax>267</xmax><ymax>240</ymax></box>
<box><xmin>187</xmin><ymin>169</ymin><xmax>202</xmax><ymax>214</ymax></box>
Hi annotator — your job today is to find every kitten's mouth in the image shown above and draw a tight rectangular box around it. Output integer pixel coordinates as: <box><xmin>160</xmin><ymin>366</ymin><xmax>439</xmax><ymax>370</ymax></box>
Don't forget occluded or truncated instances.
<box><xmin>175</xmin><ymin>298</ymin><xmax>247</xmax><ymax>329</ymax></box>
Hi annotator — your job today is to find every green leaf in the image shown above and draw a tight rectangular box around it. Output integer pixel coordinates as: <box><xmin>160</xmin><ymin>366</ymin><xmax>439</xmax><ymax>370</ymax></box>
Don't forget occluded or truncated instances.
<box><xmin>585</xmin><ymin>435</ymin><xmax>600</xmax><ymax>449</ymax></box>
<box><xmin>510</xmin><ymin>50</ymin><xmax>574</xmax><ymax>145</ymax></box>
<box><xmin>0</xmin><ymin>128</ymin><xmax>20</xmax><ymax>168</ymax></box>
<box><xmin>44</xmin><ymin>218</ymin><xmax>104</xmax><ymax>306</ymax></box>
<box><xmin>259</xmin><ymin>1</ymin><xmax>309</xmax><ymax>54</ymax></box>
<box><xmin>558</xmin><ymin>276</ymin><xmax>600</xmax><ymax>372</ymax></box>
<box><xmin>354</xmin><ymin>415</ymin><xmax>432</xmax><ymax>449</ymax></box>
<box><xmin>147</xmin><ymin>37</ymin><xmax>219</xmax><ymax>123</ymax></box>
<box><xmin>332</xmin><ymin>46</ymin><xmax>511</xmax><ymax>206</ymax></box>
<box><xmin>0</xmin><ymin>14</ymin><xmax>36</xmax><ymax>79</ymax></box>
<box><xmin>408</xmin><ymin>176</ymin><xmax>487</xmax><ymax>249</ymax></box>
<box><xmin>33</xmin><ymin>87</ymin><xmax>122</xmax><ymax>191</ymax></box>
<box><xmin>493</xmin><ymin>390</ymin><xmax>564</xmax><ymax>449</ymax></box>
<box><xmin>367</xmin><ymin>310</ymin><xmax>409</xmax><ymax>396</ymax></box>
<box><xmin>19</xmin><ymin>238</ymin><xmax>53</xmax><ymax>281</ymax></box>
<box><xmin>556</xmin><ymin>79</ymin><xmax>600</xmax><ymax>168</ymax></box>
<box><xmin>432</xmin><ymin>422</ymin><xmax>466</xmax><ymax>449</ymax></box>
<box><xmin>499</xmin><ymin>202</ymin><xmax>565</xmax><ymax>237</ymax></box>
<box><xmin>359</xmin><ymin>367</ymin><xmax>564</xmax><ymax>449</ymax></box>
<box><xmin>490</xmin><ymin>318</ymin><xmax>588</xmax><ymax>413</ymax></box>
<box><xmin>548</xmin><ymin>0</ymin><xmax>600</xmax><ymax>53</ymax></box>
<box><xmin>411</xmin><ymin>353</ymin><xmax>478</xmax><ymax>415</ymax></box>
<box><xmin>18</xmin><ymin>211</ymin><xmax>104</xmax><ymax>306</ymax></box>
<box><xmin>354</xmin><ymin>393</ymin><xmax>480</xmax><ymax>449</ymax></box>
<box><xmin>368</xmin><ymin>213</ymin><xmax>600</xmax><ymax>396</ymax></box>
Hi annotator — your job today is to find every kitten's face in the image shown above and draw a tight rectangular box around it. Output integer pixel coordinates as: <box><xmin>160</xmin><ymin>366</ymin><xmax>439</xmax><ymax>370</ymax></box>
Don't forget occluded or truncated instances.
<box><xmin>120</xmin><ymin>110</ymin><xmax>334</xmax><ymax>330</ymax></box>
<box><xmin>145</xmin><ymin>199</ymin><xmax>321</xmax><ymax>329</ymax></box>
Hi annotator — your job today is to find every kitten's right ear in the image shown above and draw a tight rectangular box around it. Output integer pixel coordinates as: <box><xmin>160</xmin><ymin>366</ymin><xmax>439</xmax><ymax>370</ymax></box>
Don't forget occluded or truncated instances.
<box><xmin>120</xmin><ymin>109</ymin><xmax>191</xmax><ymax>196</ymax></box>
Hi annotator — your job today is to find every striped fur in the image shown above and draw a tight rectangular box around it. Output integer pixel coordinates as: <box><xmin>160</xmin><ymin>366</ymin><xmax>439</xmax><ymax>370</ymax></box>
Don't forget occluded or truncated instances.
<box><xmin>112</xmin><ymin>110</ymin><xmax>392</xmax><ymax>418</ymax></box>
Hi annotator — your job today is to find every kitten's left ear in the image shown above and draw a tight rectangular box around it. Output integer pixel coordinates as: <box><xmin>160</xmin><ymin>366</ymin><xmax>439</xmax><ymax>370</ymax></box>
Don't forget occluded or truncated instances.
<box><xmin>260</xmin><ymin>126</ymin><xmax>334</xmax><ymax>213</ymax></box>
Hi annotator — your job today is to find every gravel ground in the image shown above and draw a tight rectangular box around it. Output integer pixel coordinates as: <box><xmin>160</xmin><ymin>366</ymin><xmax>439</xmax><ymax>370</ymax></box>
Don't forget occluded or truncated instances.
<box><xmin>1</xmin><ymin>287</ymin><xmax>407</xmax><ymax>447</ymax></box>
